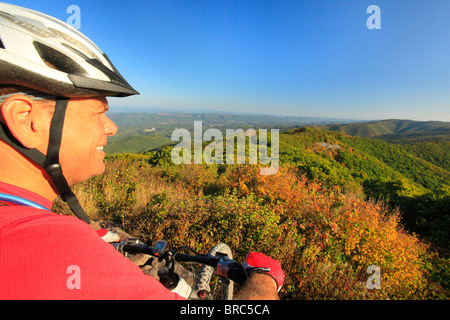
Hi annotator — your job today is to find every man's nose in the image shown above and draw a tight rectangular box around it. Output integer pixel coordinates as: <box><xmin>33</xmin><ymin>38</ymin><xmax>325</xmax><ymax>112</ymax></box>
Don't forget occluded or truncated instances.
<box><xmin>103</xmin><ymin>114</ymin><xmax>117</xmax><ymax>136</ymax></box>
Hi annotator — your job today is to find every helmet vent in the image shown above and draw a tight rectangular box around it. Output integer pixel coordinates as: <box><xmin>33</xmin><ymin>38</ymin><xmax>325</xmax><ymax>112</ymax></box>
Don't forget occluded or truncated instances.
<box><xmin>48</xmin><ymin>27</ymin><xmax>100</xmax><ymax>61</ymax></box>
<box><xmin>33</xmin><ymin>41</ymin><xmax>87</xmax><ymax>76</ymax></box>
<box><xmin>62</xmin><ymin>43</ymin><xmax>89</xmax><ymax>60</ymax></box>
<box><xmin>0</xmin><ymin>37</ymin><xmax>4</xmax><ymax>49</ymax></box>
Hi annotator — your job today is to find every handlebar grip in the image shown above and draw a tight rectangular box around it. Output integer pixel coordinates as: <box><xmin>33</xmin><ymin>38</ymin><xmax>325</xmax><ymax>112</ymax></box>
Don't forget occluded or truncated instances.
<box><xmin>113</xmin><ymin>242</ymin><xmax>154</xmax><ymax>255</ymax></box>
<box><xmin>224</xmin><ymin>265</ymin><xmax>248</xmax><ymax>286</ymax></box>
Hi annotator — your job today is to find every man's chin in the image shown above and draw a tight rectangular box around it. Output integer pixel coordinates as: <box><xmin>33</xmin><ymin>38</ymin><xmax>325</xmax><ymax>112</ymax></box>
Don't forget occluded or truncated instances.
<box><xmin>70</xmin><ymin>164</ymin><xmax>106</xmax><ymax>186</ymax></box>
<box><xmin>95</xmin><ymin>162</ymin><xmax>106</xmax><ymax>176</ymax></box>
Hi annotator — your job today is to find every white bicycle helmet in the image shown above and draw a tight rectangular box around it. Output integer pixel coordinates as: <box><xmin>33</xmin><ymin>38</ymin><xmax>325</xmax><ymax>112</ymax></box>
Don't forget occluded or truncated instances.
<box><xmin>0</xmin><ymin>2</ymin><xmax>138</xmax><ymax>97</ymax></box>
<box><xmin>0</xmin><ymin>3</ymin><xmax>139</xmax><ymax>223</ymax></box>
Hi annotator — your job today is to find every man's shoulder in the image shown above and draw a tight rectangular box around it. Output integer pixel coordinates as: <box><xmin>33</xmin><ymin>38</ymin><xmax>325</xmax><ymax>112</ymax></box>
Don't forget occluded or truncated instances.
<box><xmin>0</xmin><ymin>205</ymin><xmax>182</xmax><ymax>300</ymax></box>
<box><xmin>0</xmin><ymin>205</ymin><xmax>89</xmax><ymax>235</ymax></box>
<box><xmin>0</xmin><ymin>206</ymin><xmax>51</xmax><ymax>228</ymax></box>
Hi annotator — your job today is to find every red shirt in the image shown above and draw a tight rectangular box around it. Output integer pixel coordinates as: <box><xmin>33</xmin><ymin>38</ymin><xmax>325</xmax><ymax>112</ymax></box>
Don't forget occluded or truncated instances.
<box><xmin>0</xmin><ymin>182</ymin><xmax>182</xmax><ymax>300</ymax></box>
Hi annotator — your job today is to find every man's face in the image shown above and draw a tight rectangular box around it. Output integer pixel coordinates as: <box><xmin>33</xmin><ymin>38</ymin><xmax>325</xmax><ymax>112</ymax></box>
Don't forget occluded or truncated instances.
<box><xmin>58</xmin><ymin>97</ymin><xmax>117</xmax><ymax>185</ymax></box>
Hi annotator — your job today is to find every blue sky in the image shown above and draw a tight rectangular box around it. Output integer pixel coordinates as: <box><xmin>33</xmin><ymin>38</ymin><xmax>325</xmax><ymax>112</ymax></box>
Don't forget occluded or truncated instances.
<box><xmin>9</xmin><ymin>0</ymin><xmax>450</xmax><ymax>121</ymax></box>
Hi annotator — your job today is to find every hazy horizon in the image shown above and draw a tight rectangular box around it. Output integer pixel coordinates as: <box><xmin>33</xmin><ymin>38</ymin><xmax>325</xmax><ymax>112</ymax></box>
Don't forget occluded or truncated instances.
<box><xmin>108</xmin><ymin>104</ymin><xmax>449</xmax><ymax>124</ymax></box>
<box><xmin>15</xmin><ymin>0</ymin><xmax>450</xmax><ymax>122</ymax></box>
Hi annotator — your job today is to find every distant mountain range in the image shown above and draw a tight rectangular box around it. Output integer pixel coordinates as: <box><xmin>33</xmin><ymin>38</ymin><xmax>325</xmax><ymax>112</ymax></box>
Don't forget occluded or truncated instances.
<box><xmin>316</xmin><ymin>119</ymin><xmax>450</xmax><ymax>143</ymax></box>
<box><xmin>108</xmin><ymin>106</ymin><xmax>360</xmax><ymax>123</ymax></box>
<box><xmin>105</xmin><ymin>111</ymin><xmax>360</xmax><ymax>154</ymax></box>
<box><xmin>105</xmin><ymin>111</ymin><xmax>450</xmax><ymax>154</ymax></box>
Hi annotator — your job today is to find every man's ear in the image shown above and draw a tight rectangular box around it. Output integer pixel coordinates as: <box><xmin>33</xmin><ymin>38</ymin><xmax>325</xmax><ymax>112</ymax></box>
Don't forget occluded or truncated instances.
<box><xmin>1</xmin><ymin>95</ymin><xmax>44</xmax><ymax>149</ymax></box>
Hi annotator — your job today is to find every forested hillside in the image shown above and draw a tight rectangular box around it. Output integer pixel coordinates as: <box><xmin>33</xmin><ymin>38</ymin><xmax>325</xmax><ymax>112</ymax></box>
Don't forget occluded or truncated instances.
<box><xmin>104</xmin><ymin>112</ymin><xmax>355</xmax><ymax>154</ymax></box>
<box><xmin>281</xmin><ymin>127</ymin><xmax>449</xmax><ymax>195</ymax></box>
<box><xmin>280</xmin><ymin>128</ymin><xmax>449</xmax><ymax>255</ymax></box>
<box><xmin>401</xmin><ymin>141</ymin><xmax>450</xmax><ymax>172</ymax></box>
<box><xmin>55</xmin><ymin>124</ymin><xmax>450</xmax><ymax>299</ymax></box>
<box><xmin>319</xmin><ymin>119</ymin><xmax>450</xmax><ymax>143</ymax></box>
<box><xmin>320</xmin><ymin>119</ymin><xmax>450</xmax><ymax>138</ymax></box>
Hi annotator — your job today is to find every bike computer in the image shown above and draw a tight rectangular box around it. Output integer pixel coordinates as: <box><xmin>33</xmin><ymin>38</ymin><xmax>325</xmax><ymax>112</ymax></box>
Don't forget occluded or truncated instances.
<box><xmin>152</xmin><ymin>240</ymin><xmax>168</xmax><ymax>256</ymax></box>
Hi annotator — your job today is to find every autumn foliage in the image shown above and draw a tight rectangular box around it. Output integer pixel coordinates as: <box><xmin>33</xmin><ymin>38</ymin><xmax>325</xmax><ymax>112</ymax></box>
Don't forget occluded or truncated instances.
<box><xmin>54</xmin><ymin>154</ymin><xmax>448</xmax><ymax>299</ymax></box>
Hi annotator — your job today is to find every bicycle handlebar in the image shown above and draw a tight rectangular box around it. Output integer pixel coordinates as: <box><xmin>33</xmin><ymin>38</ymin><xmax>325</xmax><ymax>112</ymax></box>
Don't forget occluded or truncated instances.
<box><xmin>113</xmin><ymin>241</ymin><xmax>248</xmax><ymax>286</ymax></box>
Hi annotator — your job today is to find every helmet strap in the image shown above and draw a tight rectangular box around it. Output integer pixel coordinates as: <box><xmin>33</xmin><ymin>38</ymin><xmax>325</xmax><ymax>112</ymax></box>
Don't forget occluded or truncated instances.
<box><xmin>45</xmin><ymin>98</ymin><xmax>90</xmax><ymax>224</ymax></box>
